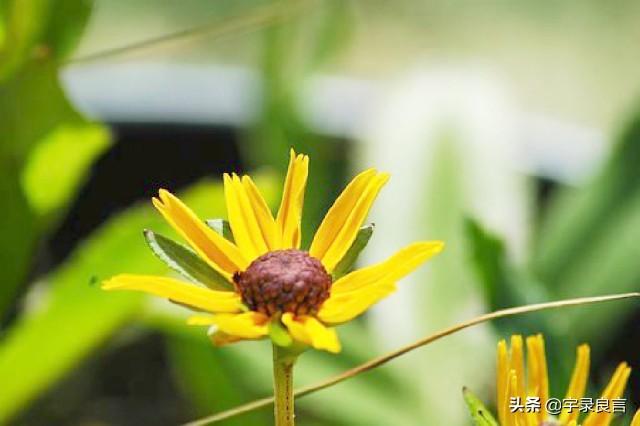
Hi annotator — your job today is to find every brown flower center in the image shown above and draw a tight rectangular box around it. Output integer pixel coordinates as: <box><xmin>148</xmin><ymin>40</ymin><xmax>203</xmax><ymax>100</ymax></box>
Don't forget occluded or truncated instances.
<box><xmin>233</xmin><ymin>249</ymin><xmax>332</xmax><ymax>316</ymax></box>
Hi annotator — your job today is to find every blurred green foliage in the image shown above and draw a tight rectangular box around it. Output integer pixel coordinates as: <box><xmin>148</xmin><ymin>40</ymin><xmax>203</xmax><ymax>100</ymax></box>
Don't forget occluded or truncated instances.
<box><xmin>466</xmin><ymin>107</ymin><xmax>640</xmax><ymax>397</ymax></box>
<box><xmin>0</xmin><ymin>0</ymin><xmax>105</xmax><ymax>319</ymax></box>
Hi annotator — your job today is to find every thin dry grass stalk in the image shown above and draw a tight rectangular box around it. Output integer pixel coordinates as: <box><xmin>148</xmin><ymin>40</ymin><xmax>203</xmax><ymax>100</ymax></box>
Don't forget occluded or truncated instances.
<box><xmin>183</xmin><ymin>292</ymin><xmax>640</xmax><ymax>426</ymax></box>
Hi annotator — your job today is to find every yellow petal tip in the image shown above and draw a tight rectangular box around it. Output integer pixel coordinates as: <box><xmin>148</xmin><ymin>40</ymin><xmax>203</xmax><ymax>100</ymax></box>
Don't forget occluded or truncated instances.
<box><xmin>101</xmin><ymin>277</ymin><xmax>122</xmax><ymax>291</ymax></box>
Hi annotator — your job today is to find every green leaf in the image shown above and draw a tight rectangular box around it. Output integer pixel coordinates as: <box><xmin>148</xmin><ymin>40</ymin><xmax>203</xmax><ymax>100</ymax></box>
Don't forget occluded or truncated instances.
<box><xmin>0</xmin><ymin>0</ymin><xmax>99</xmax><ymax>320</ymax></box>
<box><xmin>332</xmin><ymin>223</ymin><xmax>374</xmax><ymax>279</ymax></box>
<box><xmin>534</xmin><ymin>111</ymin><xmax>640</xmax><ymax>289</ymax></box>
<box><xmin>0</xmin><ymin>171</ymin><xmax>36</xmax><ymax>319</ymax></box>
<box><xmin>0</xmin><ymin>60</ymin><xmax>82</xmax><ymax>159</ymax></box>
<box><xmin>0</xmin><ymin>3</ymin><xmax>6</xmax><ymax>47</ymax></box>
<box><xmin>143</xmin><ymin>230</ymin><xmax>233</xmax><ymax>291</ymax></box>
<box><xmin>268</xmin><ymin>319</ymin><xmax>293</xmax><ymax>347</ymax></box>
<box><xmin>0</xmin><ymin>0</ymin><xmax>50</xmax><ymax>79</ymax></box>
<box><xmin>21</xmin><ymin>123</ymin><xmax>111</xmax><ymax>216</ymax></box>
<box><xmin>463</xmin><ymin>387</ymin><xmax>499</xmax><ymax>426</ymax></box>
<box><xmin>464</xmin><ymin>218</ymin><xmax>505</xmax><ymax>309</ymax></box>
<box><xmin>0</xmin><ymin>60</ymin><xmax>82</xmax><ymax>318</ymax></box>
<box><xmin>465</xmin><ymin>217</ymin><xmax>550</xmax><ymax>337</ymax></box>
<box><xmin>0</xmin><ymin>0</ymin><xmax>92</xmax><ymax>79</ymax></box>
<box><xmin>205</xmin><ymin>218</ymin><xmax>235</xmax><ymax>242</ymax></box>
<box><xmin>0</xmin><ymin>180</ymin><xmax>249</xmax><ymax>422</ymax></box>
<box><xmin>43</xmin><ymin>0</ymin><xmax>92</xmax><ymax>60</ymax></box>
<box><xmin>531</xmin><ymin>107</ymin><xmax>640</xmax><ymax>348</ymax></box>
<box><xmin>165</xmin><ymin>329</ymin><xmax>270</xmax><ymax>426</ymax></box>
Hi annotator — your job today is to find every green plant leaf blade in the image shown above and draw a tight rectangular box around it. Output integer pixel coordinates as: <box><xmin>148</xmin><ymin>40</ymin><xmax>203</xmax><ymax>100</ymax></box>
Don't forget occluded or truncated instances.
<box><xmin>165</xmin><ymin>329</ymin><xmax>270</xmax><ymax>426</ymax></box>
<box><xmin>43</xmin><ymin>0</ymin><xmax>92</xmax><ymax>59</ymax></box>
<box><xmin>0</xmin><ymin>180</ymin><xmax>250</xmax><ymax>422</ymax></box>
<box><xmin>21</xmin><ymin>123</ymin><xmax>111</xmax><ymax>215</ymax></box>
<box><xmin>332</xmin><ymin>223</ymin><xmax>374</xmax><ymax>280</ymax></box>
<box><xmin>268</xmin><ymin>319</ymin><xmax>293</xmax><ymax>347</ymax></box>
<box><xmin>144</xmin><ymin>230</ymin><xmax>234</xmax><ymax>291</ymax></box>
<box><xmin>205</xmin><ymin>218</ymin><xmax>234</xmax><ymax>242</ymax></box>
<box><xmin>531</xmin><ymin>108</ymin><xmax>640</xmax><ymax>347</ymax></box>
<box><xmin>463</xmin><ymin>387</ymin><xmax>499</xmax><ymax>426</ymax></box>
<box><xmin>534</xmin><ymin>112</ymin><xmax>640</xmax><ymax>288</ymax></box>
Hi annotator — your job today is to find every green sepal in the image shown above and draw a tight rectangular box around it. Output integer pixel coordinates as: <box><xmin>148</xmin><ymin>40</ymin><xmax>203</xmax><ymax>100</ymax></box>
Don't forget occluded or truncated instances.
<box><xmin>205</xmin><ymin>218</ymin><xmax>235</xmax><ymax>242</ymax></box>
<box><xmin>269</xmin><ymin>317</ymin><xmax>293</xmax><ymax>347</ymax></box>
<box><xmin>143</xmin><ymin>230</ymin><xmax>233</xmax><ymax>291</ymax></box>
<box><xmin>332</xmin><ymin>223</ymin><xmax>374</xmax><ymax>280</ymax></box>
<box><xmin>463</xmin><ymin>387</ymin><xmax>499</xmax><ymax>426</ymax></box>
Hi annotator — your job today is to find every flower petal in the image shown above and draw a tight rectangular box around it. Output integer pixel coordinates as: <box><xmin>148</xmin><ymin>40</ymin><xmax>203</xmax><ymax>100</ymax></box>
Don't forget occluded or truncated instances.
<box><xmin>186</xmin><ymin>315</ymin><xmax>218</xmax><ymax>325</ymax></box>
<box><xmin>276</xmin><ymin>149</ymin><xmax>309</xmax><ymax>249</ymax></box>
<box><xmin>310</xmin><ymin>169</ymin><xmax>376</xmax><ymax>260</ymax></box>
<box><xmin>102</xmin><ymin>274</ymin><xmax>243</xmax><ymax>313</ymax></box>
<box><xmin>496</xmin><ymin>340</ymin><xmax>508</xmax><ymax>425</ymax></box>
<box><xmin>317</xmin><ymin>281</ymin><xmax>396</xmax><ymax>325</ymax></box>
<box><xmin>526</xmin><ymin>334</ymin><xmax>549</xmax><ymax>425</ymax></box>
<box><xmin>583</xmin><ymin>362</ymin><xmax>631</xmax><ymax>426</ymax></box>
<box><xmin>188</xmin><ymin>312</ymin><xmax>269</xmax><ymax>339</ymax></box>
<box><xmin>631</xmin><ymin>409</ymin><xmax>640</xmax><ymax>426</ymax></box>
<box><xmin>209</xmin><ymin>330</ymin><xmax>243</xmax><ymax>346</ymax></box>
<box><xmin>508</xmin><ymin>336</ymin><xmax>526</xmax><ymax>406</ymax></box>
<box><xmin>153</xmin><ymin>189</ymin><xmax>248</xmax><ymax>277</ymax></box>
<box><xmin>223</xmin><ymin>173</ymin><xmax>270</xmax><ymax>260</ymax></box>
<box><xmin>310</xmin><ymin>170</ymin><xmax>389</xmax><ymax>272</ymax></box>
<box><xmin>242</xmin><ymin>175</ymin><xmax>280</xmax><ymax>249</ymax></box>
<box><xmin>505</xmin><ymin>370</ymin><xmax>524</xmax><ymax>426</ymax></box>
<box><xmin>330</xmin><ymin>241</ymin><xmax>444</xmax><ymax>295</ymax></box>
<box><xmin>559</xmin><ymin>344</ymin><xmax>590</xmax><ymax>424</ymax></box>
<box><xmin>281</xmin><ymin>313</ymin><xmax>341</xmax><ymax>353</ymax></box>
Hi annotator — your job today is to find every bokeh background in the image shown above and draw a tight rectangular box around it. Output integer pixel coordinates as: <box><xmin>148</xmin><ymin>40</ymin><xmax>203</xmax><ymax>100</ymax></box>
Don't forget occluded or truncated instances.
<box><xmin>2</xmin><ymin>0</ymin><xmax>640</xmax><ymax>424</ymax></box>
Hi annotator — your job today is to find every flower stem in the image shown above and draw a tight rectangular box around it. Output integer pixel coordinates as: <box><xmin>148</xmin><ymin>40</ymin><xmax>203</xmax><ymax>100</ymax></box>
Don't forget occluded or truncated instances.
<box><xmin>273</xmin><ymin>344</ymin><xmax>297</xmax><ymax>426</ymax></box>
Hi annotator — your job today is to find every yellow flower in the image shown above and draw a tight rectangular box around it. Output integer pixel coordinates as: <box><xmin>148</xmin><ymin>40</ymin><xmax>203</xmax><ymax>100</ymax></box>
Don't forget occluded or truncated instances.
<box><xmin>497</xmin><ymin>334</ymin><xmax>637</xmax><ymax>426</ymax></box>
<box><xmin>103</xmin><ymin>150</ymin><xmax>443</xmax><ymax>353</ymax></box>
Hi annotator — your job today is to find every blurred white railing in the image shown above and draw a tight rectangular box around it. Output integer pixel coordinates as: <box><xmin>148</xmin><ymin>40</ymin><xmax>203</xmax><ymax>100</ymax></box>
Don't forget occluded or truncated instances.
<box><xmin>62</xmin><ymin>63</ymin><xmax>607</xmax><ymax>185</ymax></box>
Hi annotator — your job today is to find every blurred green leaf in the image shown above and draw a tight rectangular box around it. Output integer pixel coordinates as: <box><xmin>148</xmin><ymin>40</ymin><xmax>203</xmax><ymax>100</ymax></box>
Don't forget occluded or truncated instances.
<box><xmin>552</xmin><ymin>191</ymin><xmax>640</xmax><ymax>343</ymax></box>
<box><xmin>0</xmin><ymin>195</ymin><xmax>152</xmax><ymax>423</ymax></box>
<box><xmin>165</xmin><ymin>327</ymin><xmax>270</xmax><ymax>426</ymax></box>
<box><xmin>463</xmin><ymin>217</ymin><xmax>577</xmax><ymax>388</ymax></box>
<box><xmin>0</xmin><ymin>60</ymin><xmax>81</xmax><ymax>159</ymax></box>
<box><xmin>466</xmin><ymin>218</ymin><xmax>548</xmax><ymax>308</ymax></box>
<box><xmin>144</xmin><ymin>230</ymin><xmax>233</xmax><ymax>291</ymax></box>
<box><xmin>332</xmin><ymin>223</ymin><xmax>374</xmax><ymax>280</ymax></box>
<box><xmin>0</xmin><ymin>3</ymin><xmax>6</xmax><ymax>47</ymax></box>
<box><xmin>534</xmin><ymin>112</ymin><xmax>640</xmax><ymax>290</ymax></box>
<box><xmin>0</xmin><ymin>61</ymin><xmax>79</xmax><ymax>317</ymax></box>
<box><xmin>0</xmin><ymin>61</ymin><xmax>109</xmax><ymax>317</ymax></box>
<box><xmin>0</xmin><ymin>171</ymin><xmax>36</xmax><ymax>318</ymax></box>
<box><xmin>0</xmin><ymin>0</ymin><xmax>98</xmax><ymax>320</ymax></box>
<box><xmin>465</xmin><ymin>218</ymin><xmax>505</xmax><ymax>309</ymax></box>
<box><xmin>465</xmin><ymin>217</ymin><xmax>551</xmax><ymax>338</ymax></box>
<box><xmin>304</xmin><ymin>0</ymin><xmax>352</xmax><ymax>72</ymax></box>
<box><xmin>463</xmin><ymin>387</ymin><xmax>499</xmax><ymax>426</ymax></box>
<box><xmin>206</xmin><ymin>218</ymin><xmax>235</xmax><ymax>242</ymax></box>
<box><xmin>42</xmin><ymin>0</ymin><xmax>92</xmax><ymax>60</ymax></box>
<box><xmin>0</xmin><ymin>178</ymin><xmax>268</xmax><ymax>422</ymax></box>
<box><xmin>532</xmin><ymin>108</ymin><xmax>640</xmax><ymax>347</ymax></box>
<box><xmin>21</xmin><ymin>123</ymin><xmax>110</xmax><ymax>216</ymax></box>
<box><xmin>0</xmin><ymin>0</ymin><xmax>49</xmax><ymax>79</ymax></box>
<box><xmin>0</xmin><ymin>0</ymin><xmax>92</xmax><ymax>78</ymax></box>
